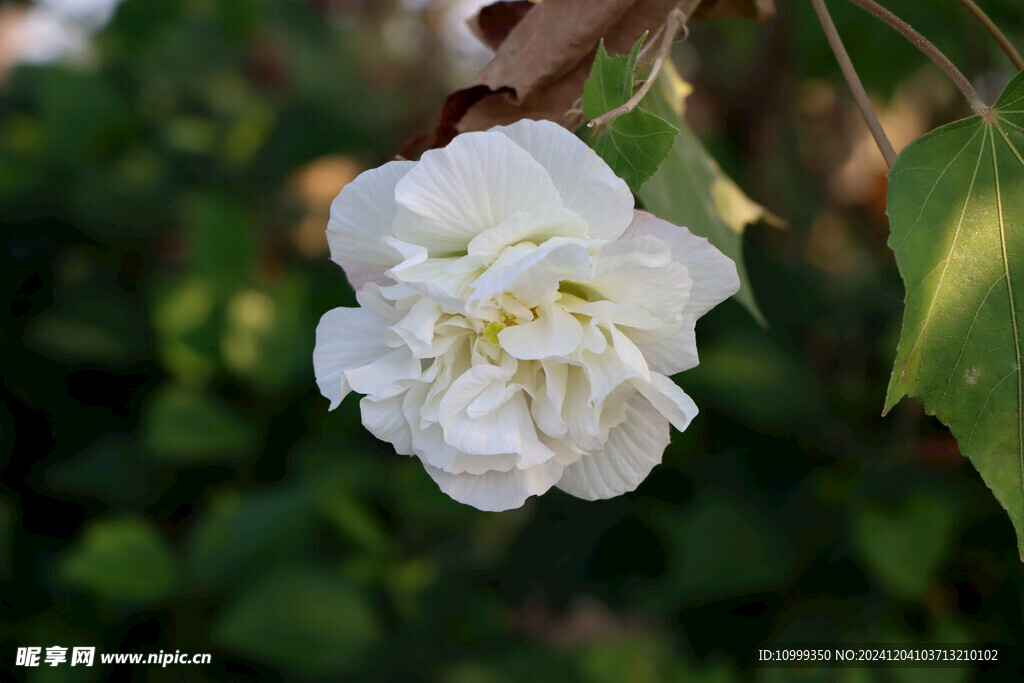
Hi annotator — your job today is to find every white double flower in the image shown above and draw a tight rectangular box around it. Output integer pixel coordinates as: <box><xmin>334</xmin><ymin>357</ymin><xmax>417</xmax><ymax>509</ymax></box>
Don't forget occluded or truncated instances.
<box><xmin>314</xmin><ymin>119</ymin><xmax>739</xmax><ymax>510</ymax></box>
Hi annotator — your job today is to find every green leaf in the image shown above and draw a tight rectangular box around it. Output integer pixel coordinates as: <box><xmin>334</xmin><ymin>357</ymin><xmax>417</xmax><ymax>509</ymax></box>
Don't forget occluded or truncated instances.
<box><xmin>582</xmin><ymin>36</ymin><xmax>644</xmax><ymax>120</ymax></box>
<box><xmin>141</xmin><ymin>384</ymin><xmax>256</xmax><ymax>463</ymax></box>
<box><xmin>638</xmin><ymin>64</ymin><xmax>779</xmax><ymax>324</ymax></box>
<box><xmin>185</xmin><ymin>487</ymin><xmax>317</xmax><ymax>585</ymax></box>
<box><xmin>44</xmin><ymin>436</ymin><xmax>159</xmax><ymax>507</ymax></box>
<box><xmin>652</xmin><ymin>489</ymin><xmax>796</xmax><ymax>603</ymax></box>
<box><xmin>885</xmin><ymin>70</ymin><xmax>1024</xmax><ymax>558</ymax></box>
<box><xmin>851</xmin><ymin>488</ymin><xmax>960</xmax><ymax>600</ymax></box>
<box><xmin>58</xmin><ymin>515</ymin><xmax>182</xmax><ymax>606</ymax></box>
<box><xmin>211</xmin><ymin>565</ymin><xmax>380</xmax><ymax>677</ymax></box>
<box><xmin>186</xmin><ymin>192</ymin><xmax>255</xmax><ymax>292</ymax></box>
<box><xmin>593</xmin><ymin>111</ymin><xmax>679</xmax><ymax>196</ymax></box>
<box><xmin>582</xmin><ymin>37</ymin><xmax>677</xmax><ymax>192</ymax></box>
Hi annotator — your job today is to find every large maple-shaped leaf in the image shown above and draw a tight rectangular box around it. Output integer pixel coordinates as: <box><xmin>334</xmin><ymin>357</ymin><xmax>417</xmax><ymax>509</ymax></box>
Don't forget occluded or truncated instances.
<box><xmin>885</xmin><ymin>70</ymin><xmax>1024</xmax><ymax>558</ymax></box>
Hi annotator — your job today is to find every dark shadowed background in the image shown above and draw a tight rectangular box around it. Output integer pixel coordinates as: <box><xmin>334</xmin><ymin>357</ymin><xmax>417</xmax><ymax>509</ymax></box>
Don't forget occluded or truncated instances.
<box><xmin>2</xmin><ymin>0</ymin><xmax>1024</xmax><ymax>680</ymax></box>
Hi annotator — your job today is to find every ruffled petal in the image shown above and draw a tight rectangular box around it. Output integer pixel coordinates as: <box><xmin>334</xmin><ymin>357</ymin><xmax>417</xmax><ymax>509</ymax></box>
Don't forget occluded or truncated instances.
<box><xmin>497</xmin><ymin>303</ymin><xmax>583</xmax><ymax>360</ymax></box>
<box><xmin>388</xmin><ymin>252</ymin><xmax>485</xmax><ymax>314</ymax></box>
<box><xmin>389</xmin><ymin>296</ymin><xmax>443</xmax><ymax>357</ymax></box>
<box><xmin>467</xmin><ymin>207</ymin><xmax>590</xmax><ymax>263</ymax></box>
<box><xmin>410</xmin><ymin>420</ymin><xmax>518</xmax><ymax>476</ymax></box>
<box><xmin>314</xmin><ymin>303</ymin><xmax>414</xmax><ymax>409</ymax></box>
<box><xmin>578</xmin><ymin>322</ymin><xmax>650</xmax><ymax>403</ymax></box>
<box><xmin>634</xmin><ymin>322</ymin><xmax>700</xmax><ymax>375</ymax></box>
<box><xmin>439</xmin><ymin>365</ymin><xmax>555</xmax><ymax>468</ymax></box>
<box><xmin>563</xmin><ymin>366</ymin><xmax>603</xmax><ymax>452</ymax></box>
<box><xmin>586</xmin><ymin>236</ymin><xmax>692</xmax><ymax>326</ymax></box>
<box><xmin>393</xmin><ymin>130</ymin><xmax>564</xmax><ymax>254</ymax></box>
<box><xmin>327</xmin><ymin>160</ymin><xmax>415</xmax><ymax>289</ymax></box>
<box><xmin>344</xmin><ymin>348</ymin><xmax>423</xmax><ymax>400</ymax></box>
<box><xmin>633</xmin><ymin>372</ymin><xmax>699</xmax><ymax>433</ymax></box>
<box><xmin>571</xmin><ymin>300</ymin><xmax>664</xmax><ymax>330</ymax></box>
<box><xmin>622</xmin><ymin>211</ymin><xmax>740</xmax><ymax>319</ymax></box>
<box><xmin>556</xmin><ymin>395</ymin><xmax>670</xmax><ymax>500</ymax></box>
<box><xmin>420</xmin><ymin>459</ymin><xmax>564</xmax><ymax>511</ymax></box>
<box><xmin>469</xmin><ymin>238</ymin><xmax>593</xmax><ymax>310</ymax></box>
<box><xmin>360</xmin><ymin>392</ymin><xmax>414</xmax><ymax>455</ymax></box>
<box><xmin>491</xmin><ymin>119</ymin><xmax>635</xmax><ymax>240</ymax></box>
<box><xmin>530</xmin><ymin>360</ymin><xmax>569</xmax><ymax>438</ymax></box>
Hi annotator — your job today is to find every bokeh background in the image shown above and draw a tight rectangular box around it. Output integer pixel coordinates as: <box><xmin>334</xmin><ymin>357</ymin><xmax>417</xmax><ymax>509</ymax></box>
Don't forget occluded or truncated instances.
<box><xmin>2</xmin><ymin>0</ymin><xmax>1024</xmax><ymax>680</ymax></box>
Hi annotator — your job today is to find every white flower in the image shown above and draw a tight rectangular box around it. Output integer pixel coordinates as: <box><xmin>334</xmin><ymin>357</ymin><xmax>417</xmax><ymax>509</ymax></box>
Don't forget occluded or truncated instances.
<box><xmin>314</xmin><ymin>119</ymin><xmax>739</xmax><ymax>511</ymax></box>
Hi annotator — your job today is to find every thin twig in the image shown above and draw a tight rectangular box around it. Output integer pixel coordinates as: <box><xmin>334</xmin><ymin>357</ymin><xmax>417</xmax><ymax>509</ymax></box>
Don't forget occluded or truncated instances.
<box><xmin>812</xmin><ymin>0</ymin><xmax>897</xmax><ymax>168</ymax></box>
<box><xmin>587</xmin><ymin>2</ymin><xmax>697</xmax><ymax>129</ymax></box>
<box><xmin>955</xmin><ymin>0</ymin><xmax>1024</xmax><ymax>72</ymax></box>
<box><xmin>845</xmin><ymin>0</ymin><xmax>987</xmax><ymax>114</ymax></box>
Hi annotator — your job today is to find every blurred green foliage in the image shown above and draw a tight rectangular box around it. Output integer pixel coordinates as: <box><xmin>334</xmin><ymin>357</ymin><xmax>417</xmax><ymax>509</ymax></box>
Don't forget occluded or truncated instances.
<box><xmin>3</xmin><ymin>0</ymin><xmax>1024</xmax><ymax>681</ymax></box>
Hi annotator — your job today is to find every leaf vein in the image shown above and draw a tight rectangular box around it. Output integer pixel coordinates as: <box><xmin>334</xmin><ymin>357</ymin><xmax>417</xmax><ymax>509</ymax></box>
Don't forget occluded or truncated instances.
<box><xmin>898</xmin><ymin>128</ymin><xmax>982</xmax><ymax>245</ymax></box>
<box><xmin>895</xmin><ymin>126</ymin><xmax>987</xmax><ymax>387</ymax></box>
<box><xmin>988</xmin><ymin>123</ymin><xmax>1024</xmax><ymax>504</ymax></box>
<box><xmin>938</xmin><ymin>274</ymin><xmax>1006</xmax><ymax>402</ymax></box>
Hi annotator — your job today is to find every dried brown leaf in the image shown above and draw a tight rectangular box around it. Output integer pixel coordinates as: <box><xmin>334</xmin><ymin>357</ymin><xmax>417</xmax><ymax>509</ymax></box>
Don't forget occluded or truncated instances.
<box><xmin>419</xmin><ymin>0</ymin><xmax>775</xmax><ymax>153</ymax></box>
<box><xmin>467</xmin><ymin>1</ymin><xmax>535</xmax><ymax>51</ymax></box>
<box><xmin>430</xmin><ymin>0</ymin><xmax>679</xmax><ymax>149</ymax></box>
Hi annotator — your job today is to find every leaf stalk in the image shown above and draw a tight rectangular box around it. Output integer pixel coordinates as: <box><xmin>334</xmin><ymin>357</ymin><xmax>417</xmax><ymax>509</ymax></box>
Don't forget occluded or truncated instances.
<box><xmin>845</xmin><ymin>0</ymin><xmax>987</xmax><ymax>115</ymax></box>
<box><xmin>955</xmin><ymin>0</ymin><xmax>1024</xmax><ymax>72</ymax></box>
<box><xmin>812</xmin><ymin>0</ymin><xmax>897</xmax><ymax>168</ymax></box>
<box><xmin>587</xmin><ymin>0</ymin><xmax>701</xmax><ymax>129</ymax></box>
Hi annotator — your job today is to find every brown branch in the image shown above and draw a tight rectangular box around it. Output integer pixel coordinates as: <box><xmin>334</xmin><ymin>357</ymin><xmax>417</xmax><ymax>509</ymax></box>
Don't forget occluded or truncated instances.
<box><xmin>955</xmin><ymin>0</ymin><xmax>1024</xmax><ymax>72</ymax></box>
<box><xmin>587</xmin><ymin>0</ymin><xmax>700</xmax><ymax>129</ymax></box>
<box><xmin>845</xmin><ymin>0</ymin><xmax>987</xmax><ymax>114</ymax></box>
<box><xmin>812</xmin><ymin>0</ymin><xmax>897</xmax><ymax>168</ymax></box>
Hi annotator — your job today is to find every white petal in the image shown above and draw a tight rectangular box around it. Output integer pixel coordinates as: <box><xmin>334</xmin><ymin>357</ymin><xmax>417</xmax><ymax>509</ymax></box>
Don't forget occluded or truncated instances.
<box><xmin>439</xmin><ymin>366</ymin><xmax>555</xmax><ymax>468</ymax></box>
<box><xmin>467</xmin><ymin>207</ymin><xmax>590</xmax><ymax>262</ymax></box>
<box><xmin>530</xmin><ymin>360</ymin><xmax>569</xmax><ymax>438</ymax></box>
<box><xmin>634</xmin><ymin>320</ymin><xmax>700</xmax><ymax>375</ymax></box>
<box><xmin>360</xmin><ymin>392</ymin><xmax>413</xmax><ymax>455</ymax></box>
<box><xmin>577</xmin><ymin>322</ymin><xmax>649</xmax><ymax>403</ymax></box>
<box><xmin>469</xmin><ymin>238</ymin><xmax>592</xmax><ymax>309</ymax></box>
<box><xmin>497</xmin><ymin>304</ymin><xmax>583</xmax><ymax>360</ymax></box>
<box><xmin>410</xmin><ymin>420</ymin><xmax>518</xmax><ymax>475</ymax></box>
<box><xmin>466</xmin><ymin>379</ymin><xmax>519</xmax><ymax>419</ymax></box>
<box><xmin>563</xmin><ymin>366</ymin><xmax>602</xmax><ymax>452</ymax></box>
<box><xmin>491</xmin><ymin>119</ymin><xmax>635</xmax><ymax>240</ymax></box>
<box><xmin>571</xmin><ymin>300</ymin><xmax>664</xmax><ymax>330</ymax></box>
<box><xmin>327</xmin><ymin>160</ymin><xmax>415</xmax><ymax>289</ymax></box>
<box><xmin>598</xmin><ymin>383</ymin><xmax>635</xmax><ymax>436</ymax></box>
<box><xmin>420</xmin><ymin>459</ymin><xmax>563</xmax><ymax>511</ymax></box>
<box><xmin>388</xmin><ymin>254</ymin><xmax>485</xmax><ymax>314</ymax></box>
<box><xmin>390</xmin><ymin>297</ymin><xmax>442</xmax><ymax>357</ymax></box>
<box><xmin>314</xmin><ymin>304</ymin><xmax>410</xmax><ymax>409</ymax></box>
<box><xmin>556</xmin><ymin>396</ymin><xmax>670</xmax><ymax>500</ymax></box>
<box><xmin>586</xmin><ymin>236</ymin><xmax>691</xmax><ymax>325</ymax></box>
<box><xmin>622</xmin><ymin>211</ymin><xmax>740</xmax><ymax>319</ymax></box>
<box><xmin>633</xmin><ymin>373</ymin><xmax>698</xmax><ymax>433</ymax></box>
<box><xmin>393</xmin><ymin>130</ymin><xmax>563</xmax><ymax>254</ymax></box>
<box><xmin>578</xmin><ymin>317</ymin><xmax>608</xmax><ymax>354</ymax></box>
<box><xmin>344</xmin><ymin>347</ymin><xmax>423</xmax><ymax>400</ymax></box>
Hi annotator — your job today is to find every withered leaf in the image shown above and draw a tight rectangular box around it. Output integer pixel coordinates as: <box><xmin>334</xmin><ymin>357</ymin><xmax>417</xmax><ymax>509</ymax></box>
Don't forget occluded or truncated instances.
<box><xmin>417</xmin><ymin>0</ymin><xmax>776</xmax><ymax>154</ymax></box>
<box><xmin>467</xmin><ymin>1</ymin><xmax>535</xmax><ymax>51</ymax></box>
<box><xmin>428</xmin><ymin>0</ymin><xmax>679</xmax><ymax>150</ymax></box>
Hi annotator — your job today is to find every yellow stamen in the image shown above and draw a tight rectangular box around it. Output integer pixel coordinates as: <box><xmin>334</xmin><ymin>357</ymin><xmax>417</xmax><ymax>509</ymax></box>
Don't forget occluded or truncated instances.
<box><xmin>483</xmin><ymin>321</ymin><xmax>506</xmax><ymax>345</ymax></box>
